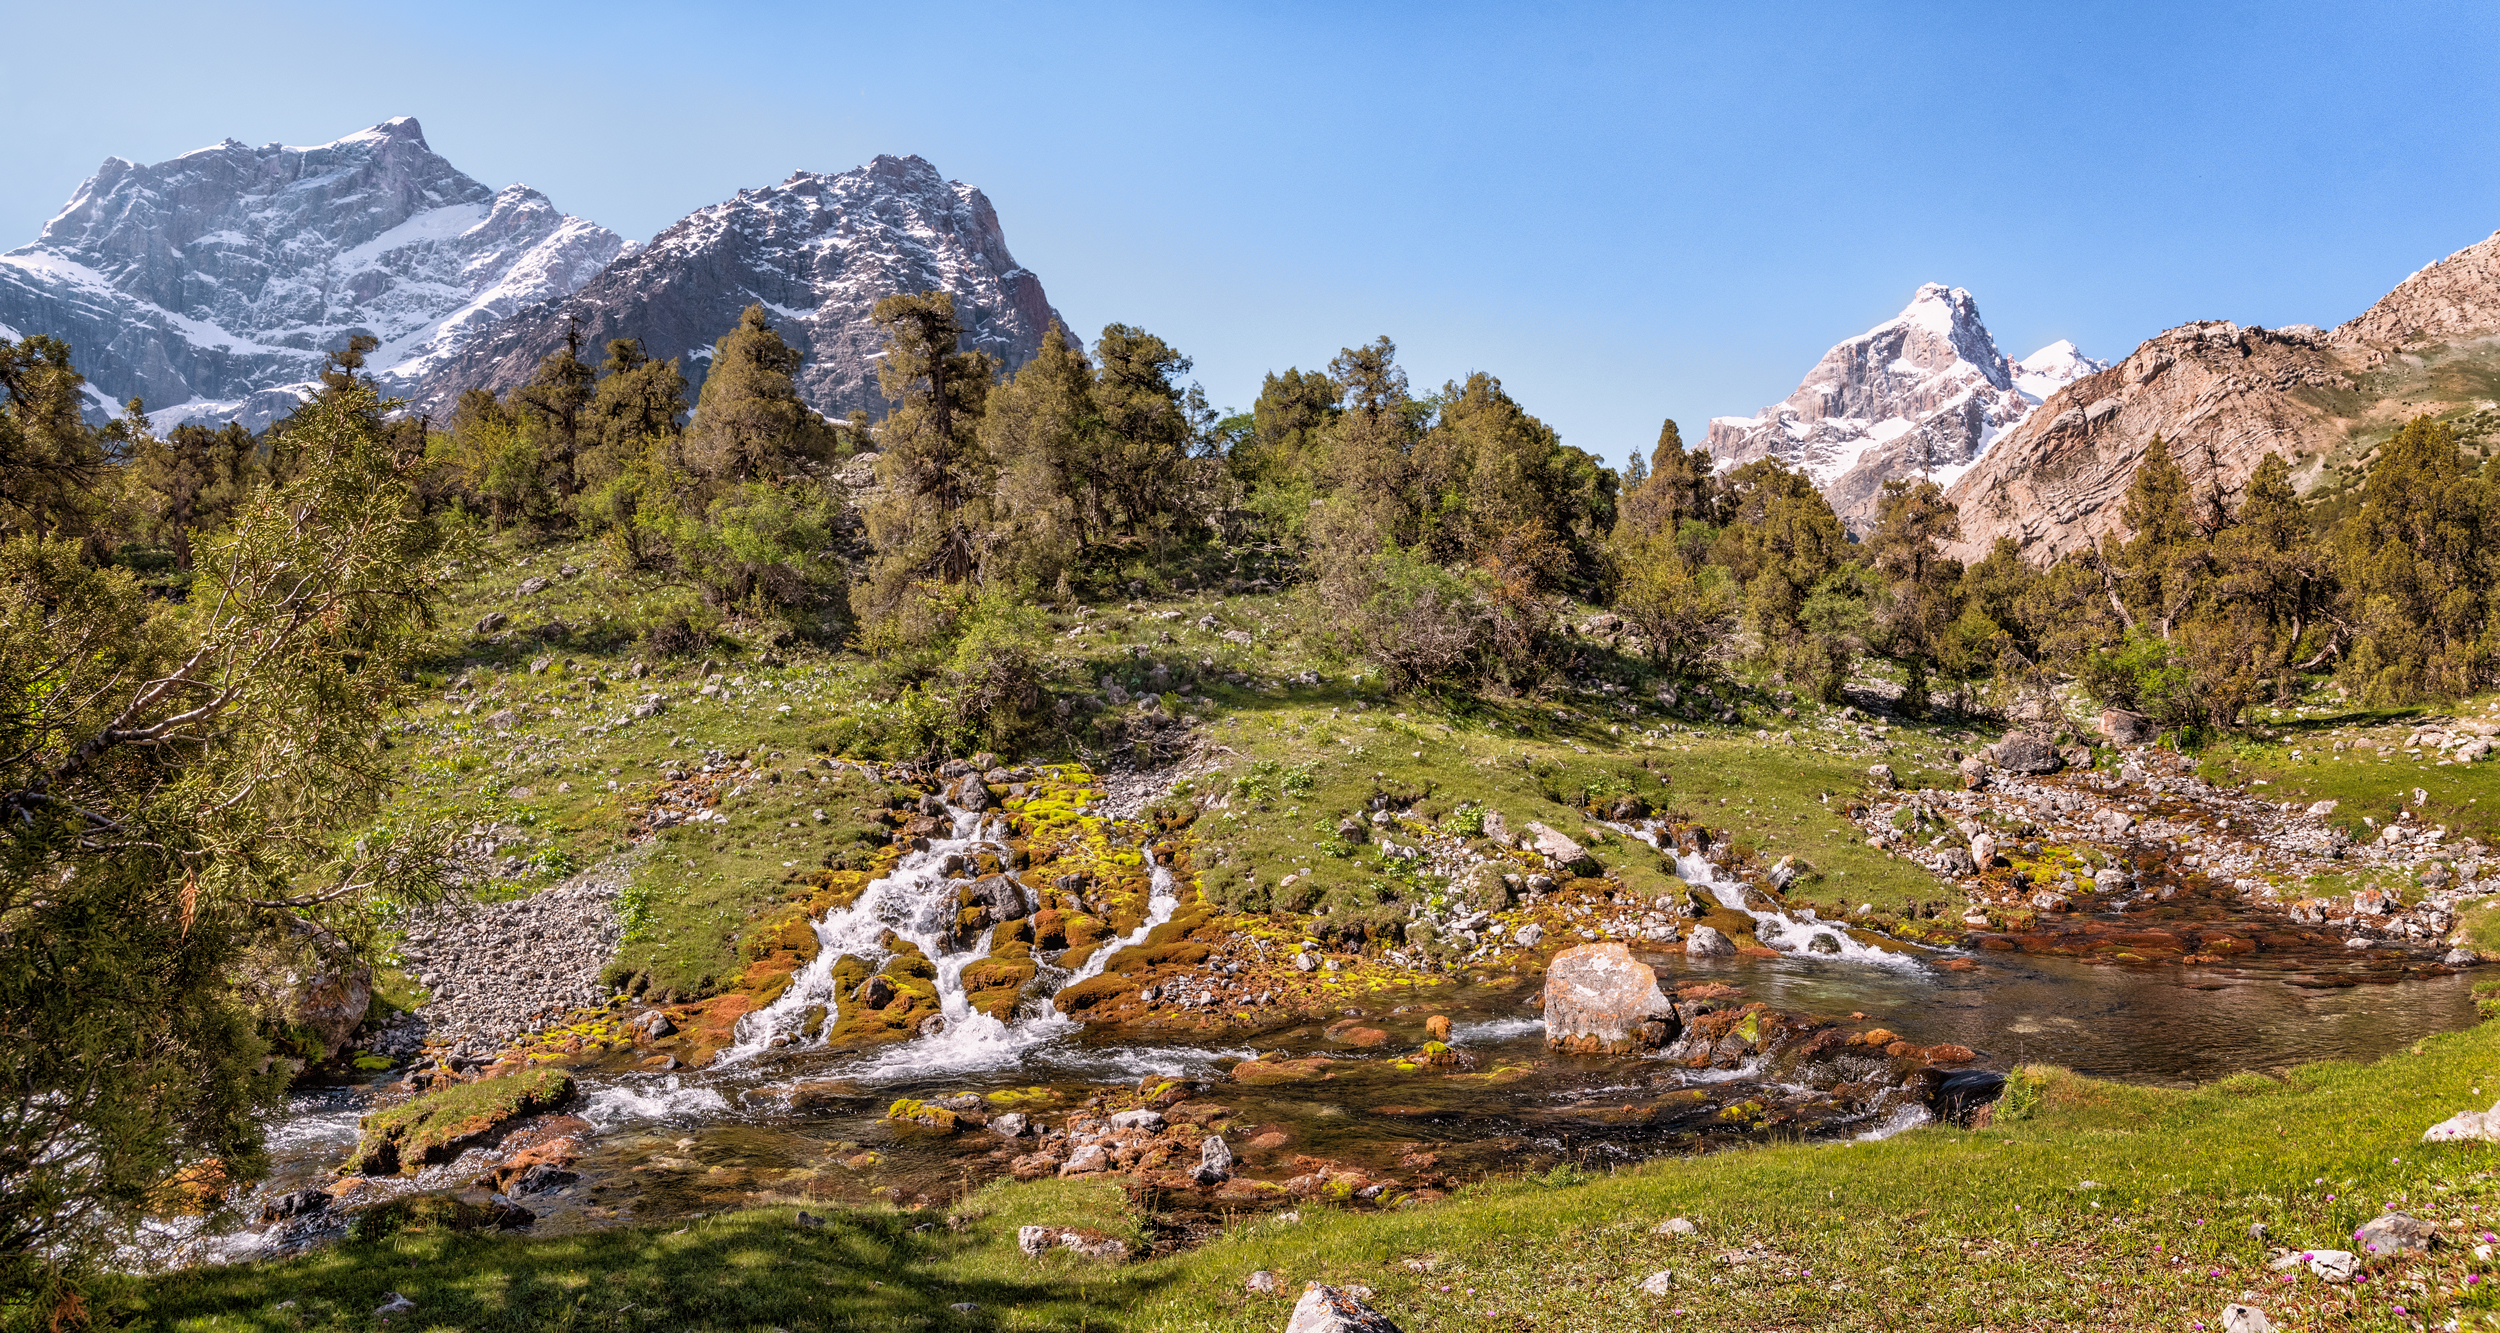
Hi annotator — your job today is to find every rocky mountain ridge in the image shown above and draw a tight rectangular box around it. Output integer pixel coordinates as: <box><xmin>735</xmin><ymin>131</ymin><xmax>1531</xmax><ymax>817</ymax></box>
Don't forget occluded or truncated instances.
<box><xmin>1707</xmin><ymin>284</ymin><xmax>2103</xmax><ymax>529</ymax></box>
<box><xmin>410</xmin><ymin>154</ymin><xmax>1066</xmax><ymax>424</ymax></box>
<box><xmin>0</xmin><ymin>118</ymin><xmax>623</xmax><ymax>430</ymax></box>
<box><xmin>1944</xmin><ymin>229</ymin><xmax>2500</xmax><ymax>562</ymax></box>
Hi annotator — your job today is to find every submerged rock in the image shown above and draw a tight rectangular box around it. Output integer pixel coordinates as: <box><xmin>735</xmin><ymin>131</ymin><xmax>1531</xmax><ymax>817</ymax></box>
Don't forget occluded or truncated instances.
<box><xmin>1543</xmin><ymin>943</ymin><xmax>1680</xmax><ymax>1054</ymax></box>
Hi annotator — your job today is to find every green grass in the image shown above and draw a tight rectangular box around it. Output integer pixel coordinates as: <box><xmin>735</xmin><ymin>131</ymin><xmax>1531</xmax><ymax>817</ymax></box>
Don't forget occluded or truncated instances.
<box><xmin>138</xmin><ymin>1014</ymin><xmax>2500</xmax><ymax>1330</ymax></box>
<box><xmin>2197</xmin><ymin>700</ymin><xmax>2500</xmax><ymax>846</ymax></box>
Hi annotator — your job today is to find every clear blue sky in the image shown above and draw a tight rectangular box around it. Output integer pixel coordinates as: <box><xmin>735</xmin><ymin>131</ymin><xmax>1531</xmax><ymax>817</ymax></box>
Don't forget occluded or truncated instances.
<box><xmin>5</xmin><ymin>1</ymin><xmax>2496</xmax><ymax>467</ymax></box>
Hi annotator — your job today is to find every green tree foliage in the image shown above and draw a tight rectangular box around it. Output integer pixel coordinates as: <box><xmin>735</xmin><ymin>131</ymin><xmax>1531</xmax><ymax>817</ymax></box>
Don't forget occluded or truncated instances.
<box><xmin>0</xmin><ymin>380</ymin><xmax>450</xmax><ymax>1309</ymax></box>
<box><xmin>2333</xmin><ymin>416</ymin><xmax>2498</xmax><ymax>702</ymax></box>
<box><xmin>1709</xmin><ymin>459</ymin><xmax>1851</xmax><ymax>697</ymax></box>
<box><xmin>860</xmin><ymin>292</ymin><xmax>997</xmax><ymax>653</ymax></box>
<box><xmin>509</xmin><ymin>315</ymin><xmax>597</xmax><ymax>501</ymax></box>
<box><xmin>0</xmin><ymin>336</ymin><xmax>123</xmax><ymax>547</ymax></box>
<box><xmin>1862</xmin><ymin>477</ymin><xmax>1964</xmax><ymax>714</ymax></box>
<box><xmin>683</xmin><ymin>305</ymin><xmax>838</xmax><ymax>484</ymax></box>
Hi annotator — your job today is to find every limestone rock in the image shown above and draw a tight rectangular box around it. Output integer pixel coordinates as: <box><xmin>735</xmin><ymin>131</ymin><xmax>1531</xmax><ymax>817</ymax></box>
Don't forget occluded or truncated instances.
<box><xmin>1513</xmin><ymin>922</ymin><xmax>1545</xmax><ymax>948</ymax></box>
<box><xmin>1684</xmin><ymin>926</ymin><xmax>1737</xmax><ymax>958</ymax></box>
<box><xmin>1637</xmin><ymin>1270</ymin><xmax>1676</xmax><ymax>1296</ymax></box>
<box><xmin>1285</xmin><ymin>1284</ymin><xmax>1404</xmax><ymax>1333</ymax></box>
<box><xmin>2221</xmin><ymin>1305</ymin><xmax>2274</xmax><ymax>1333</ymax></box>
<box><xmin>1524</xmin><ymin>822</ymin><xmax>1597</xmax><ymax>874</ymax></box>
<box><xmin>1990</xmin><ymin>732</ymin><xmax>2062</xmax><ymax>774</ymax></box>
<box><xmin>2354</xmin><ymin>1211</ymin><xmax>2436</xmax><ymax>1255</ymax></box>
<box><xmin>2101</xmin><ymin>709</ymin><xmax>2157</xmax><ymax>745</ymax></box>
<box><xmin>1246</xmin><ymin>1270</ymin><xmax>1280</xmax><ymax>1295</ymax></box>
<box><xmin>1543</xmin><ymin>943</ymin><xmax>1680</xmax><ymax>1053</ymax></box>
<box><xmin>1866</xmin><ymin>763</ymin><xmax>1897</xmax><ymax>790</ymax></box>
<box><xmin>1194</xmin><ymin>1134</ymin><xmax>1234</xmax><ymax>1184</ymax></box>
<box><xmin>2423</xmin><ymin>1098</ymin><xmax>2500</xmax><ymax>1142</ymax></box>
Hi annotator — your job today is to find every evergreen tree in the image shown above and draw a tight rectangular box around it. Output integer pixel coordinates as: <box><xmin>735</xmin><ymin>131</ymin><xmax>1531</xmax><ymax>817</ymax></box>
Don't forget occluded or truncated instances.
<box><xmin>0</xmin><ymin>335</ymin><xmax>111</xmax><ymax>543</ymax></box>
<box><xmin>1862</xmin><ymin>477</ymin><xmax>1964</xmax><ymax>714</ymax></box>
<box><xmin>2333</xmin><ymin>415</ymin><xmax>2496</xmax><ymax>700</ymax></box>
<box><xmin>1088</xmin><ymin>324</ymin><xmax>1199</xmax><ymax>536</ymax></box>
<box><xmin>864</xmin><ymin>291</ymin><xmax>995</xmax><ymax>601</ymax></box>
<box><xmin>511</xmin><ymin>315</ymin><xmax>597</xmax><ymax>501</ymax></box>
<box><xmin>683</xmin><ymin>305</ymin><xmax>832</xmax><ymax>483</ymax></box>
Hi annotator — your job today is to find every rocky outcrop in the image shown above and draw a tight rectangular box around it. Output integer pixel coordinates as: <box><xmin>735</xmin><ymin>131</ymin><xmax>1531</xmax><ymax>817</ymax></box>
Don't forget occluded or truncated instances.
<box><xmin>1941</xmin><ymin>320</ymin><xmax>2350</xmax><ymax>562</ymax></box>
<box><xmin>1708</xmin><ymin>284</ymin><xmax>2100</xmax><ymax>530</ymax></box>
<box><xmin>0</xmin><ymin>117</ymin><xmax>621</xmax><ymax>429</ymax></box>
<box><xmin>414</xmin><ymin>154</ymin><xmax>1065</xmax><ymax>424</ymax></box>
<box><xmin>1946</xmin><ymin>228</ymin><xmax>2500</xmax><ymax>563</ymax></box>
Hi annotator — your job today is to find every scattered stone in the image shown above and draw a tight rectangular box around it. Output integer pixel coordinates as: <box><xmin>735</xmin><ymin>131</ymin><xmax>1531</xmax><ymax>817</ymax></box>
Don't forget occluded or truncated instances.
<box><xmin>2354</xmin><ymin>1211</ymin><xmax>2436</xmax><ymax>1255</ymax></box>
<box><xmin>2221</xmin><ymin>1303</ymin><xmax>2275</xmax><ymax>1333</ymax></box>
<box><xmin>991</xmin><ymin>1112</ymin><xmax>1029</xmax><ymax>1138</ymax></box>
<box><xmin>2424</xmin><ymin>1098</ymin><xmax>2500</xmax><ymax>1142</ymax></box>
<box><xmin>516</xmin><ymin>576</ymin><xmax>551</xmax><ymax>597</ymax></box>
<box><xmin>1938</xmin><ymin>845</ymin><xmax>1978</xmax><ymax>876</ymax></box>
<box><xmin>1246</xmin><ymin>1270</ymin><xmax>1281</xmax><ymax>1295</ymax></box>
<box><xmin>1957</xmin><ymin>755</ymin><xmax>1990</xmax><ymax>789</ymax></box>
<box><xmin>1991</xmin><ymin>732</ymin><xmax>2062</xmax><ymax>774</ymax></box>
<box><xmin>1543</xmin><ymin>943</ymin><xmax>1680</xmax><ymax>1053</ymax></box>
<box><xmin>1637</xmin><ymin>1270</ymin><xmax>1676</xmax><ymax>1296</ymax></box>
<box><xmin>949</xmin><ymin>1302</ymin><xmax>980</xmax><ymax>1313</ymax></box>
<box><xmin>2307</xmin><ymin>799</ymin><xmax>2339</xmax><ymax>818</ymax></box>
<box><xmin>1195</xmin><ymin>1134</ymin><xmax>1234</xmax><ymax>1184</ymax></box>
<box><xmin>1524</xmin><ymin>822</ymin><xmax>1597</xmax><ymax>873</ymax></box>
<box><xmin>1653</xmin><ymin>1216</ymin><xmax>1698</xmax><ymax>1236</ymax></box>
<box><xmin>2095</xmin><ymin>808</ymin><xmax>2136</xmax><ymax>838</ymax></box>
<box><xmin>1969</xmin><ymin>832</ymin><xmax>1997</xmax><ymax>868</ymax></box>
<box><xmin>1685</xmin><ymin>926</ymin><xmax>1736</xmax><ymax>958</ymax></box>
<box><xmin>1106</xmin><ymin>1108</ymin><xmax>1165</xmax><ymax>1131</ymax></box>
<box><xmin>2101</xmin><ymin>708</ymin><xmax>2157</xmax><ymax>745</ymax></box>
<box><xmin>375</xmin><ymin>1292</ymin><xmax>416</xmax><ymax>1316</ymax></box>
<box><xmin>2271</xmin><ymin>1249</ymin><xmax>2359</xmax><ymax>1281</ymax></box>
<box><xmin>1285</xmin><ymin>1284</ymin><xmax>1404</xmax><ymax>1333</ymax></box>
<box><xmin>473</xmin><ymin>611</ymin><xmax>508</xmax><ymax>634</ymax></box>
<box><xmin>1424</xmin><ymin>1014</ymin><xmax>1451</xmax><ymax>1041</ymax></box>
<box><xmin>1059</xmin><ymin>1144</ymin><xmax>1110</xmax><ymax>1176</ymax></box>
<box><xmin>1017</xmin><ymin>1225</ymin><xmax>1055</xmax><ymax>1257</ymax></box>
<box><xmin>1513</xmin><ymin>922</ymin><xmax>1545</xmax><ymax>948</ymax></box>
<box><xmin>1866</xmin><ymin>763</ymin><xmax>1896</xmax><ymax>790</ymax></box>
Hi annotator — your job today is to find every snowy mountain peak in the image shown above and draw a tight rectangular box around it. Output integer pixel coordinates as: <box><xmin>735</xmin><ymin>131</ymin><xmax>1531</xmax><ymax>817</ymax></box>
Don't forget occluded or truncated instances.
<box><xmin>1704</xmin><ymin>284</ymin><xmax>2093</xmax><ymax>528</ymax></box>
<box><xmin>0</xmin><ymin>117</ymin><xmax>621</xmax><ymax>429</ymax></box>
<box><xmin>414</xmin><ymin>152</ymin><xmax>1066</xmax><ymax>425</ymax></box>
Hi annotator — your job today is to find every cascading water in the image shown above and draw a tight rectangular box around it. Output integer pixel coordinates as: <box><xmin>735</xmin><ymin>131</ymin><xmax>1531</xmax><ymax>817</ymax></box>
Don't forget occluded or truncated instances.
<box><xmin>1666</xmin><ymin>846</ymin><xmax>1925</xmax><ymax>969</ymax></box>
<box><xmin>718</xmin><ymin>794</ymin><xmax>1179</xmax><ymax>1077</ymax></box>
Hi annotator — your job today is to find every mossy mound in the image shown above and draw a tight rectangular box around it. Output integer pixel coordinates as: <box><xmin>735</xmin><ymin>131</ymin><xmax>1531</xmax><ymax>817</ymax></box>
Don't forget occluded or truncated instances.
<box><xmin>343</xmin><ymin>1068</ymin><xmax>575</xmax><ymax>1176</ymax></box>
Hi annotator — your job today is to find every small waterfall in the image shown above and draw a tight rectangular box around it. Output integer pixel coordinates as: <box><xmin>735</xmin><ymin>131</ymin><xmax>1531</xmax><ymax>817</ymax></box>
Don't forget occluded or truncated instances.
<box><xmin>717</xmin><ymin>794</ymin><xmax>1180</xmax><ymax>1076</ymax></box>
<box><xmin>1669</xmin><ymin>848</ymin><xmax>1924</xmax><ymax>969</ymax></box>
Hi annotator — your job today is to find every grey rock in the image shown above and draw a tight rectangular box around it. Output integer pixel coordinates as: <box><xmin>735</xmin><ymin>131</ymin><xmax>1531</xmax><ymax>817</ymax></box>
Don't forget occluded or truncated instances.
<box><xmin>1481</xmin><ymin>809</ymin><xmax>1511</xmax><ymax>844</ymax></box>
<box><xmin>1017</xmin><ymin>1225</ymin><xmax>1055</xmax><ymax>1257</ymax></box>
<box><xmin>1058</xmin><ymin>1144</ymin><xmax>1110</xmax><ymax>1176</ymax></box>
<box><xmin>990</xmin><ymin>1112</ymin><xmax>1028</xmax><ymax>1138</ymax></box>
<box><xmin>1512</xmin><ymin>922</ymin><xmax>1545</xmax><ymax>948</ymax></box>
<box><xmin>1106</xmin><ymin>1108</ymin><xmax>1164</xmax><ymax>1131</ymax></box>
<box><xmin>2101</xmin><ymin>708</ymin><xmax>2157</xmax><ymax>745</ymax></box>
<box><xmin>2221</xmin><ymin>1305</ymin><xmax>2274</xmax><ymax>1333</ymax></box>
<box><xmin>1765</xmin><ymin>855</ymin><xmax>1798</xmax><ymax>890</ymax></box>
<box><xmin>2095</xmin><ymin>808</ymin><xmax>2136</xmax><ymax>837</ymax></box>
<box><xmin>1524</xmin><ymin>821</ymin><xmax>1597</xmax><ymax>874</ymax></box>
<box><xmin>1637</xmin><ymin>1270</ymin><xmax>1676</xmax><ymax>1296</ymax></box>
<box><xmin>1867</xmin><ymin>763</ymin><xmax>1897</xmax><ymax>789</ymax></box>
<box><xmin>474</xmin><ymin>611</ymin><xmax>509</xmax><ymax>634</ymax></box>
<box><xmin>1939</xmin><ymin>845</ymin><xmax>1979</xmax><ymax>877</ymax></box>
<box><xmin>1685</xmin><ymin>925</ymin><xmax>1737</xmax><ymax>958</ymax></box>
<box><xmin>1991</xmin><ymin>732</ymin><xmax>2063</xmax><ymax>774</ymax></box>
<box><xmin>1652</xmin><ymin>1216</ymin><xmax>1699</xmax><ymax>1236</ymax></box>
<box><xmin>0</xmin><ymin>118</ymin><xmax>622</xmax><ymax>433</ymax></box>
<box><xmin>516</xmin><ymin>576</ymin><xmax>551</xmax><ymax>597</ymax></box>
<box><xmin>1285</xmin><ymin>1284</ymin><xmax>1405</xmax><ymax>1333</ymax></box>
<box><xmin>2353</xmin><ymin>1211</ymin><xmax>2436</xmax><ymax>1255</ymax></box>
<box><xmin>1194</xmin><ymin>1134</ymin><xmax>1233</xmax><ymax>1184</ymax></box>
<box><xmin>1245</xmin><ymin>1269</ymin><xmax>1280</xmax><ymax>1295</ymax></box>
<box><xmin>375</xmin><ymin>1292</ymin><xmax>416</xmax><ymax>1316</ymax></box>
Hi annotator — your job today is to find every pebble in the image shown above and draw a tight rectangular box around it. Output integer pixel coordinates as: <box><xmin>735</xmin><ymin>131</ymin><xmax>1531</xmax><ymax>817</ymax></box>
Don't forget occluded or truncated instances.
<box><xmin>398</xmin><ymin>852</ymin><xmax>637</xmax><ymax>1052</ymax></box>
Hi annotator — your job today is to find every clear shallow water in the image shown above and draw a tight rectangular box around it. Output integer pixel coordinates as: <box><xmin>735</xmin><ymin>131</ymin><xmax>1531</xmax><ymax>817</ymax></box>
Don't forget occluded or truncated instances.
<box><xmin>182</xmin><ymin>807</ymin><xmax>2487</xmax><ymax>1265</ymax></box>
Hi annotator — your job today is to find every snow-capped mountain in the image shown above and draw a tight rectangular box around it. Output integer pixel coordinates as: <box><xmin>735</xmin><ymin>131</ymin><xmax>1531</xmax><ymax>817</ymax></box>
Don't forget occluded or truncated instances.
<box><xmin>415</xmin><ymin>154</ymin><xmax>1065</xmax><ymax>424</ymax></box>
<box><xmin>0</xmin><ymin>117</ymin><xmax>622</xmax><ymax>429</ymax></box>
<box><xmin>1705</xmin><ymin>283</ymin><xmax>2102</xmax><ymax>527</ymax></box>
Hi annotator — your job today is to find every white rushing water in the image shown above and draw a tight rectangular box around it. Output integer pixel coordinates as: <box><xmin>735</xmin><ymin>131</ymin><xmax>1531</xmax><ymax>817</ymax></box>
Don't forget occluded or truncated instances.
<box><xmin>717</xmin><ymin>795</ymin><xmax>1179</xmax><ymax>1079</ymax></box>
<box><xmin>1670</xmin><ymin>849</ymin><xmax>1926</xmax><ymax>970</ymax></box>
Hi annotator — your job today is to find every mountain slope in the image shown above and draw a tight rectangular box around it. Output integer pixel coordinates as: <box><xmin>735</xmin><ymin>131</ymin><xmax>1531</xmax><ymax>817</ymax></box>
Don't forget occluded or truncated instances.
<box><xmin>0</xmin><ymin>117</ymin><xmax>622</xmax><ymax>429</ymax></box>
<box><xmin>1706</xmin><ymin>284</ymin><xmax>2100</xmax><ymax>528</ymax></box>
<box><xmin>412</xmin><ymin>155</ymin><xmax>1065</xmax><ymax>423</ymax></box>
<box><xmin>1943</xmin><ymin>230</ymin><xmax>2500</xmax><ymax>562</ymax></box>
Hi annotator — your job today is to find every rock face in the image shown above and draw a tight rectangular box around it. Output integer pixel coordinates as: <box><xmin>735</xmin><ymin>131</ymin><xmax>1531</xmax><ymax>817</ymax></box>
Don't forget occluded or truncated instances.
<box><xmin>1946</xmin><ymin>229</ymin><xmax>2500</xmax><ymax>563</ymax></box>
<box><xmin>415</xmin><ymin>154</ymin><xmax>1064</xmax><ymax>425</ymax></box>
<box><xmin>1543</xmin><ymin>942</ymin><xmax>1680</xmax><ymax>1053</ymax></box>
<box><xmin>0</xmin><ymin>117</ymin><xmax>622</xmax><ymax>430</ymax></box>
<box><xmin>1707</xmin><ymin>284</ymin><xmax>2101</xmax><ymax>530</ymax></box>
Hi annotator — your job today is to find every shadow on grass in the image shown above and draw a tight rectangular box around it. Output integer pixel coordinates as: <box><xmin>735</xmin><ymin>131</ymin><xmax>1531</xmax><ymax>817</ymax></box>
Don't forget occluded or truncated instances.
<box><xmin>137</xmin><ymin>1206</ymin><xmax>1174</xmax><ymax>1333</ymax></box>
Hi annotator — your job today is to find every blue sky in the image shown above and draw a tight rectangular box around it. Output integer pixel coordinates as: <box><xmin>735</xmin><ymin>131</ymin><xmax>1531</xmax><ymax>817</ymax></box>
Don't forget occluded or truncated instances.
<box><xmin>5</xmin><ymin>1</ymin><xmax>2497</xmax><ymax>467</ymax></box>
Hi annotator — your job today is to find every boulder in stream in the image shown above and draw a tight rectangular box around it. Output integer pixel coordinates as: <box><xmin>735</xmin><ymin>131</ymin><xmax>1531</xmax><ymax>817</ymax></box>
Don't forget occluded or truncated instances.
<box><xmin>1685</xmin><ymin>926</ymin><xmax>1736</xmax><ymax>958</ymax></box>
<box><xmin>1524</xmin><ymin>822</ymin><xmax>1597</xmax><ymax>874</ymax></box>
<box><xmin>1543</xmin><ymin>943</ymin><xmax>1680</xmax><ymax>1054</ymax></box>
